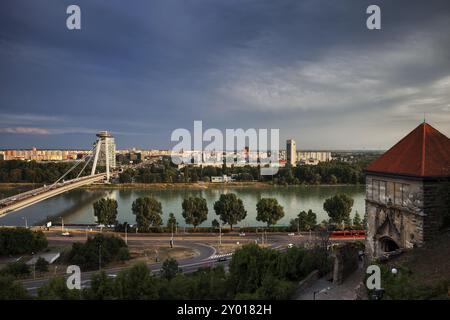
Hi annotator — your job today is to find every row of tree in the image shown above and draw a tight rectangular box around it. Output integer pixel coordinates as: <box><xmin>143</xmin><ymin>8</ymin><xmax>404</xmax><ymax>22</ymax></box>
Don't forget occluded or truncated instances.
<box><xmin>117</xmin><ymin>157</ymin><xmax>371</xmax><ymax>185</ymax></box>
<box><xmin>1</xmin><ymin>243</ymin><xmax>332</xmax><ymax>300</ymax></box>
<box><xmin>94</xmin><ymin>193</ymin><xmax>363</xmax><ymax>231</ymax></box>
<box><xmin>0</xmin><ymin>160</ymin><xmax>95</xmax><ymax>184</ymax></box>
<box><xmin>0</xmin><ymin>228</ymin><xmax>47</xmax><ymax>255</ymax></box>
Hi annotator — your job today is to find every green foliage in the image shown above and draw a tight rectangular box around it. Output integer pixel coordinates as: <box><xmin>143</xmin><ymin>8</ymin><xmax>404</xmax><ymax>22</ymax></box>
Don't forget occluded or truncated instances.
<box><xmin>0</xmin><ymin>261</ymin><xmax>31</xmax><ymax>278</ymax></box>
<box><xmin>83</xmin><ymin>271</ymin><xmax>116</xmax><ymax>300</ymax></box>
<box><xmin>211</xmin><ymin>219</ymin><xmax>220</xmax><ymax>228</ymax></box>
<box><xmin>323</xmin><ymin>193</ymin><xmax>354</xmax><ymax>226</ymax></box>
<box><xmin>35</xmin><ymin>257</ymin><xmax>49</xmax><ymax>272</ymax></box>
<box><xmin>182</xmin><ymin>197</ymin><xmax>208</xmax><ymax>229</ymax></box>
<box><xmin>352</xmin><ymin>211</ymin><xmax>363</xmax><ymax>229</ymax></box>
<box><xmin>0</xmin><ymin>275</ymin><xmax>30</xmax><ymax>299</ymax></box>
<box><xmin>18</xmin><ymin>245</ymin><xmax>333</xmax><ymax>300</ymax></box>
<box><xmin>367</xmin><ymin>265</ymin><xmax>450</xmax><ymax>300</ymax></box>
<box><xmin>290</xmin><ymin>209</ymin><xmax>317</xmax><ymax>231</ymax></box>
<box><xmin>161</xmin><ymin>258</ymin><xmax>180</xmax><ymax>280</ymax></box>
<box><xmin>0</xmin><ymin>160</ymin><xmax>93</xmax><ymax>183</ymax></box>
<box><xmin>213</xmin><ymin>193</ymin><xmax>247</xmax><ymax>230</ymax></box>
<box><xmin>68</xmin><ymin>234</ymin><xmax>129</xmax><ymax>270</ymax></box>
<box><xmin>166</xmin><ymin>213</ymin><xmax>178</xmax><ymax>230</ymax></box>
<box><xmin>114</xmin><ymin>262</ymin><xmax>159</xmax><ymax>300</ymax></box>
<box><xmin>132</xmin><ymin>196</ymin><xmax>163</xmax><ymax>230</ymax></box>
<box><xmin>38</xmin><ymin>276</ymin><xmax>81</xmax><ymax>300</ymax></box>
<box><xmin>0</xmin><ymin>227</ymin><xmax>48</xmax><ymax>255</ymax></box>
<box><xmin>93</xmin><ymin>198</ymin><xmax>118</xmax><ymax>225</ymax></box>
<box><xmin>256</xmin><ymin>198</ymin><xmax>285</xmax><ymax>227</ymax></box>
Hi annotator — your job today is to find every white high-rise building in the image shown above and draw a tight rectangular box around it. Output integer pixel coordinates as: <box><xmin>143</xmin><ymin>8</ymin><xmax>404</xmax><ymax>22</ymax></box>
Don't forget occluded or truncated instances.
<box><xmin>286</xmin><ymin>139</ymin><xmax>297</xmax><ymax>166</ymax></box>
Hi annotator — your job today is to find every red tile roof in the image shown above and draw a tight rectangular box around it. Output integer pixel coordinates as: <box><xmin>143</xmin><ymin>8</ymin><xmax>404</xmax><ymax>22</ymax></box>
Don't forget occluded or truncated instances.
<box><xmin>366</xmin><ymin>122</ymin><xmax>450</xmax><ymax>178</ymax></box>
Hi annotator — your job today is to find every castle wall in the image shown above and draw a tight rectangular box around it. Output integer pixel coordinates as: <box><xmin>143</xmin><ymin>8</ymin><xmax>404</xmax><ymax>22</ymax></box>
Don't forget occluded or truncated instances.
<box><xmin>365</xmin><ymin>174</ymin><xmax>426</xmax><ymax>259</ymax></box>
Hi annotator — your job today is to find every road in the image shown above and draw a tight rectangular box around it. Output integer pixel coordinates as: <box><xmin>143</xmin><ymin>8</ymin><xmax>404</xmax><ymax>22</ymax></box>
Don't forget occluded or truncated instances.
<box><xmin>18</xmin><ymin>231</ymin><xmax>354</xmax><ymax>295</ymax></box>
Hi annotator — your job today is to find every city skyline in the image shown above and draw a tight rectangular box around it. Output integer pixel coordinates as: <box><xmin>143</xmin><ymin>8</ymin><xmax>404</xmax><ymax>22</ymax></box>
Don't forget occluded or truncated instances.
<box><xmin>1</xmin><ymin>1</ymin><xmax>450</xmax><ymax>150</ymax></box>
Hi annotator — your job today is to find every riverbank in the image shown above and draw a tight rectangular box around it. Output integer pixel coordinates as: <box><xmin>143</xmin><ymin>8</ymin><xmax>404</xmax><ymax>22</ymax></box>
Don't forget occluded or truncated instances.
<box><xmin>0</xmin><ymin>181</ymin><xmax>361</xmax><ymax>190</ymax></box>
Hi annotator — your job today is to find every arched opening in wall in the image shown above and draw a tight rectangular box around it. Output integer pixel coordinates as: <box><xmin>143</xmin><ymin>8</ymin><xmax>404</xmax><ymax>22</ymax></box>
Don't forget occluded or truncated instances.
<box><xmin>379</xmin><ymin>237</ymin><xmax>399</xmax><ymax>253</ymax></box>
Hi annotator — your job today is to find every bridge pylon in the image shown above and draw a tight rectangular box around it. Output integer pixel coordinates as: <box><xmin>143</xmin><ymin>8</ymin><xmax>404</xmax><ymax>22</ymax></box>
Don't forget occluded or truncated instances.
<box><xmin>91</xmin><ymin>131</ymin><xmax>116</xmax><ymax>182</ymax></box>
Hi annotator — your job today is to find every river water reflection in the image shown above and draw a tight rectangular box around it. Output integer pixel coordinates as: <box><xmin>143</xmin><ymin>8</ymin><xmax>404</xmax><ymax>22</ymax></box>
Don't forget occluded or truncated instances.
<box><xmin>0</xmin><ymin>185</ymin><xmax>365</xmax><ymax>227</ymax></box>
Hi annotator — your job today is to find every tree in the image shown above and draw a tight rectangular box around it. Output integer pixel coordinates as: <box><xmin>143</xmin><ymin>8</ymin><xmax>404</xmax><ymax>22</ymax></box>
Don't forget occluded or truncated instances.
<box><xmin>323</xmin><ymin>194</ymin><xmax>354</xmax><ymax>227</ymax></box>
<box><xmin>132</xmin><ymin>197</ymin><xmax>163</xmax><ymax>230</ymax></box>
<box><xmin>182</xmin><ymin>197</ymin><xmax>208</xmax><ymax>229</ymax></box>
<box><xmin>0</xmin><ymin>276</ymin><xmax>30</xmax><ymax>300</ymax></box>
<box><xmin>256</xmin><ymin>198</ymin><xmax>285</xmax><ymax>227</ymax></box>
<box><xmin>38</xmin><ymin>277</ymin><xmax>81</xmax><ymax>300</ymax></box>
<box><xmin>68</xmin><ymin>234</ymin><xmax>129</xmax><ymax>270</ymax></box>
<box><xmin>83</xmin><ymin>271</ymin><xmax>116</xmax><ymax>300</ymax></box>
<box><xmin>0</xmin><ymin>261</ymin><xmax>30</xmax><ymax>278</ymax></box>
<box><xmin>35</xmin><ymin>257</ymin><xmax>49</xmax><ymax>272</ymax></box>
<box><xmin>166</xmin><ymin>213</ymin><xmax>178</xmax><ymax>230</ymax></box>
<box><xmin>294</xmin><ymin>209</ymin><xmax>317</xmax><ymax>231</ymax></box>
<box><xmin>93</xmin><ymin>198</ymin><xmax>118</xmax><ymax>225</ymax></box>
<box><xmin>114</xmin><ymin>262</ymin><xmax>159</xmax><ymax>300</ymax></box>
<box><xmin>352</xmin><ymin>211</ymin><xmax>362</xmax><ymax>229</ymax></box>
<box><xmin>0</xmin><ymin>228</ymin><xmax>47</xmax><ymax>255</ymax></box>
<box><xmin>213</xmin><ymin>193</ymin><xmax>247</xmax><ymax>230</ymax></box>
<box><xmin>161</xmin><ymin>258</ymin><xmax>180</xmax><ymax>280</ymax></box>
<box><xmin>211</xmin><ymin>219</ymin><xmax>220</xmax><ymax>229</ymax></box>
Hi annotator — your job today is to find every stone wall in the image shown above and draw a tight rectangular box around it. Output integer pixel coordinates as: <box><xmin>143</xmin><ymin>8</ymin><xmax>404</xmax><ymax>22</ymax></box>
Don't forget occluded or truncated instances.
<box><xmin>365</xmin><ymin>174</ymin><xmax>448</xmax><ymax>260</ymax></box>
<box><xmin>332</xmin><ymin>243</ymin><xmax>360</xmax><ymax>285</ymax></box>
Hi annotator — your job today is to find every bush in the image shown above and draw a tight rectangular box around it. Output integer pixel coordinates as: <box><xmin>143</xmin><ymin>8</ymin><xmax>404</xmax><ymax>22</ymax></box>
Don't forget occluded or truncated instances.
<box><xmin>0</xmin><ymin>228</ymin><xmax>48</xmax><ymax>255</ymax></box>
<box><xmin>0</xmin><ymin>275</ymin><xmax>30</xmax><ymax>299</ymax></box>
<box><xmin>68</xmin><ymin>234</ymin><xmax>129</xmax><ymax>270</ymax></box>
<box><xmin>0</xmin><ymin>261</ymin><xmax>31</xmax><ymax>278</ymax></box>
<box><xmin>35</xmin><ymin>257</ymin><xmax>49</xmax><ymax>272</ymax></box>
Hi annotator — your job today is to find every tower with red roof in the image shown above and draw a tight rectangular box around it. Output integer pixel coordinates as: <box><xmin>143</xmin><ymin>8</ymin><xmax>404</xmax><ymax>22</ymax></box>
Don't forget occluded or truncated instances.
<box><xmin>365</xmin><ymin>122</ymin><xmax>450</xmax><ymax>259</ymax></box>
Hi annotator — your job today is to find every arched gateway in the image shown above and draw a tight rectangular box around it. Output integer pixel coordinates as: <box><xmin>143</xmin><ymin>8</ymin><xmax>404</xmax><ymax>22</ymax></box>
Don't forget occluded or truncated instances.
<box><xmin>364</xmin><ymin>122</ymin><xmax>450</xmax><ymax>260</ymax></box>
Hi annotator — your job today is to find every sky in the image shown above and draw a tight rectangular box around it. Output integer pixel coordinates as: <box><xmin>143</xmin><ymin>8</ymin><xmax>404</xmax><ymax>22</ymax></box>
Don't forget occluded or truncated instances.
<box><xmin>0</xmin><ymin>0</ymin><xmax>449</xmax><ymax>150</ymax></box>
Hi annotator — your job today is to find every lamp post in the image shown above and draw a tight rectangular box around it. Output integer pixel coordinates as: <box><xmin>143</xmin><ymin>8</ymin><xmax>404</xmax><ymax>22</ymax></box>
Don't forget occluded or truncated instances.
<box><xmin>125</xmin><ymin>223</ymin><xmax>128</xmax><ymax>245</ymax></box>
<box><xmin>22</xmin><ymin>216</ymin><xmax>28</xmax><ymax>229</ymax></box>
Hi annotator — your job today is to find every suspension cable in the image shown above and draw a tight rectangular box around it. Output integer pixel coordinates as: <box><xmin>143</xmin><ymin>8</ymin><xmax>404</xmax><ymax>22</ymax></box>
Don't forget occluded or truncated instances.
<box><xmin>50</xmin><ymin>145</ymin><xmax>96</xmax><ymax>188</ymax></box>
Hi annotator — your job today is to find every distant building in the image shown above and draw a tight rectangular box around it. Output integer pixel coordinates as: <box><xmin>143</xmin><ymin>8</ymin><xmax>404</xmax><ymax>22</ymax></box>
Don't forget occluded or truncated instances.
<box><xmin>297</xmin><ymin>151</ymin><xmax>332</xmax><ymax>165</ymax></box>
<box><xmin>211</xmin><ymin>175</ymin><xmax>235</xmax><ymax>183</ymax></box>
<box><xmin>286</xmin><ymin>139</ymin><xmax>297</xmax><ymax>166</ymax></box>
<box><xmin>365</xmin><ymin>122</ymin><xmax>450</xmax><ymax>260</ymax></box>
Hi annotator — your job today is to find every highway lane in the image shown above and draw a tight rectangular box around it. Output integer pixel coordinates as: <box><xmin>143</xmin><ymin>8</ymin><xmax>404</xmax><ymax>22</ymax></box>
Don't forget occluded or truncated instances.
<box><xmin>20</xmin><ymin>240</ymin><xmax>217</xmax><ymax>296</ymax></box>
<box><xmin>19</xmin><ymin>232</ymin><xmax>352</xmax><ymax>295</ymax></box>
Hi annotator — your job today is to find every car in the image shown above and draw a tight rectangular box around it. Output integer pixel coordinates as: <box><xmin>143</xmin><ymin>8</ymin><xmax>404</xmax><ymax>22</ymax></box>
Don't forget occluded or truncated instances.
<box><xmin>217</xmin><ymin>257</ymin><xmax>227</xmax><ymax>262</ymax></box>
<box><xmin>61</xmin><ymin>232</ymin><xmax>72</xmax><ymax>237</ymax></box>
<box><xmin>287</xmin><ymin>243</ymin><xmax>294</xmax><ymax>248</ymax></box>
<box><xmin>239</xmin><ymin>232</ymin><xmax>246</xmax><ymax>237</ymax></box>
<box><xmin>288</xmin><ymin>233</ymin><xmax>295</xmax><ymax>236</ymax></box>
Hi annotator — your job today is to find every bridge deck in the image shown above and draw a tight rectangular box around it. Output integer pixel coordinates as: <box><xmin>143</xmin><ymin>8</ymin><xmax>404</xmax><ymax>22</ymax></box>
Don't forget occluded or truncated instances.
<box><xmin>0</xmin><ymin>174</ymin><xmax>107</xmax><ymax>217</ymax></box>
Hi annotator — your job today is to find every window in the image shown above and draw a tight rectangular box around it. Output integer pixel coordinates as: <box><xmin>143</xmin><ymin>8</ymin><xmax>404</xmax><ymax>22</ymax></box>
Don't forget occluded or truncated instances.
<box><xmin>373</xmin><ymin>180</ymin><xmax>379</xmax><ymax>202</ymax></box>
<box><xmin>387</xmin><ymin>182</ymin><xmax>394</xmax><ymax>204</ymax></box>
<box><xmin>394</xmin><ymin>183</ymin><xmax>402</xmax><ymax>206</ymax></box>
<box><xmin>379</xmin><ymin>181</ymin><xmax>387</xmax><ymax>203</ymax></box>
<box><xmin>401</xmin><ymin>184</ymin><xmax>409</xmax><ymax>206</ymax></box>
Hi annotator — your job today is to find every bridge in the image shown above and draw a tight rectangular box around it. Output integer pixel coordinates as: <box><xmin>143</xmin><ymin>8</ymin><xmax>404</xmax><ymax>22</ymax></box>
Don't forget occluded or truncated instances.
<box><xmin>0</xmin><ymin>131</ymin><xmax>116</xmax><ymax>217</ymax></box>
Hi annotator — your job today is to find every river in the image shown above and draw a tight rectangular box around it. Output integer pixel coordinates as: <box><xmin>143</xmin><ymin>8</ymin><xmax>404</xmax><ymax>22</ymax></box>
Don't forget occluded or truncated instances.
<box><xmin>0</xmin><ymin>185</ymin><xmax>365</xmax><ymax>227</ymax></box>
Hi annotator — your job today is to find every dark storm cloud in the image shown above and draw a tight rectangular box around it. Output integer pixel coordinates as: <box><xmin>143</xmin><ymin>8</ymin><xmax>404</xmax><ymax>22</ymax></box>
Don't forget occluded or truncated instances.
<box><xmin>0</xmin><ymin>0</ymin><xmax>449</xmax><ymax>149</ymax></box>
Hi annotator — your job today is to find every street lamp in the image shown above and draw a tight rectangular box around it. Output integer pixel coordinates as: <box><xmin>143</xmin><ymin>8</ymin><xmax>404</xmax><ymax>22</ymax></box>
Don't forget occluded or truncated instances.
<box><xmin>125</xmin><ymin>223</ymin><xmax>128</xmax><ymax>245</ymax></box>
<box><xmin>22</xmin><ymin>216</ymin><xmax>28</xmax><ymax>229</ymax></box>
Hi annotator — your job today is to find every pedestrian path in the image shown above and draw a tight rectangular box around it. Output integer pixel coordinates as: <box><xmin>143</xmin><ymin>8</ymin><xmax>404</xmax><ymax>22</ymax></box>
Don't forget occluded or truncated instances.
<box><xmin>294</xmin><ymin>266</ymin><xmax>365</xmax><ymax>300</ymax></box>
<box><xmin>208</xmin><ymin>252</ymin><xmax>233</xmax><ymax>260</ymax></box>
